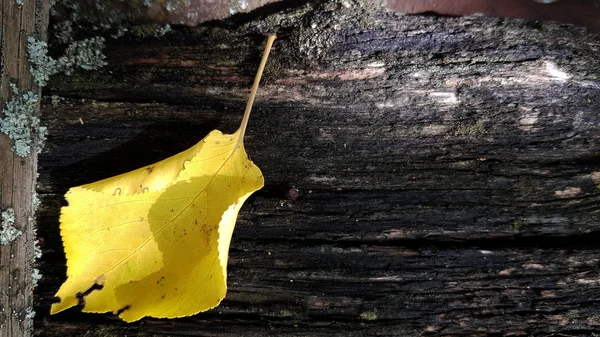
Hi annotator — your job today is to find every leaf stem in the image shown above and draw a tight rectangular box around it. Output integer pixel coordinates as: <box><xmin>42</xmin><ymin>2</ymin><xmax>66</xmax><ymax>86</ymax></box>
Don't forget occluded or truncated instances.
<box><xmin>239</xmin><ymin>34</ymin><xmax>276</xmax><ymax>141</ymax></box>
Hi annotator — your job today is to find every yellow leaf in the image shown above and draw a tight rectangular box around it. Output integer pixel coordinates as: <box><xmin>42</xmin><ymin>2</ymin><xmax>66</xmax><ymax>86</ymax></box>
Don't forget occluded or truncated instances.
<box><xmin>51</xmin><ymin>35</ymin><xmax>276</xmax><ymax>322</ymax></box>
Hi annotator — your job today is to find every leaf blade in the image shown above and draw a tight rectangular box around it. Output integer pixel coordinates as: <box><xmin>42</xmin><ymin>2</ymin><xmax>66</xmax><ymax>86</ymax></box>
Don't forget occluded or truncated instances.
<box><xmin>51</xmin><ymin>35</ymin><xmax>274</xmax><ymax>321</ymax></box>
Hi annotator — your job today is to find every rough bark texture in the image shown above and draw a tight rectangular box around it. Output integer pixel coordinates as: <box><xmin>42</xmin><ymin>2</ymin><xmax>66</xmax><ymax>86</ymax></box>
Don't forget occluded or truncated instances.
<box><xmin>35</xmin><ymin>2</ymin><xmax>600</xmax><ymax>336</ymax></box>
<box><xmin>0</xmin><ymin>1</ymin><xmax>50</xmax><ymax>336</ymax></box>
<box><xmin>388</xmin><ymin>0</ymin><xmax>600</xmax><ymax>29</ymax></box>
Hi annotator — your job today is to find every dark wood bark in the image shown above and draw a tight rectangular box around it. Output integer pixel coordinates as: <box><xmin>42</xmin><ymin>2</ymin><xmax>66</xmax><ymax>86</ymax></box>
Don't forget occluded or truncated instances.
<box><xmin>0</xmin><ymin>1</ymin><xmax>49</xmax><ymax>336</ymax></box>
<box><xmin>36</xmin><ymin>2</ymin><xmax>600</xmax><ymax>336</ymax></box>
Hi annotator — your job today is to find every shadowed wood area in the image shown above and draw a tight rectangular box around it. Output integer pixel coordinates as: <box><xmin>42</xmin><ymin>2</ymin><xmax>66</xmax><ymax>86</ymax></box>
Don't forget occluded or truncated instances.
<box><xmin>35</xmin><ymin>2</ymin><xmax>600</xmax><ymax>336</ymax></box>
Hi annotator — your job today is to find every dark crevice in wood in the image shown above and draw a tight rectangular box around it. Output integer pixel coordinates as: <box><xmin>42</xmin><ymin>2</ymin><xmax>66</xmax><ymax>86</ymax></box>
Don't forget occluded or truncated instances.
<box><xmin>204</xmin><ymin>0</ymin><xmax>315</xmax><ymax>29</ymax></box>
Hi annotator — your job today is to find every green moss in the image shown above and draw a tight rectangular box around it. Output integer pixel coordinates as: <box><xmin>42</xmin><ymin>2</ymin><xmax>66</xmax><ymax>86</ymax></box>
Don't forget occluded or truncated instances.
<box><xmin>0</xmin><ymin>83</ymin><xmax>46</xmax><ymax>157</ymax></box>
<box><xmin>453</xmin><ymin>122</ymin><xmax>487</xmax><ymax>137</ymax></box>
<box><xmin>277</xmin><ymin>309</ymin><xmax>293</xmax><ymax>318</ymax></box>
<box><xmin>0</xmin><ymin>207</ymin><xmax>22</xmax><ymax>245</ymax></box>
<box><xmin>359</xmin><ymin>310</ymin><xmax>377</xmax><ymax>321</ymax></box>
<box><xmin>262</xmin><ymin>57</ymin><xmax>285</xmax><ymax>84</ymax></box>
<box><xmin>82</xmin><ymin>325</ymin><xmax>122</xmax><ymax>337</ymax></box>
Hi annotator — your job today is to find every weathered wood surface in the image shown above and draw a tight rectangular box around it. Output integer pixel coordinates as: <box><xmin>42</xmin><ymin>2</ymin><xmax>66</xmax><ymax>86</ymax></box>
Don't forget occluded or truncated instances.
<box><xmin>35</xmin><ymin>2</ymin><xmax>600</xmax><ymax>336</ymax></box>
<box><xmin>0</xmin><ymin>1</ymin><xmax>49</xmax><ymax>336</ymax></box>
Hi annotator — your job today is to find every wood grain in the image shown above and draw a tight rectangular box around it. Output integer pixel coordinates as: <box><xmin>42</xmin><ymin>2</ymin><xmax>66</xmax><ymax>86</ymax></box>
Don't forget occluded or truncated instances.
<box><xmin>36</xmin><ymin>3</ymin><xmax>600</xmax><ymax>336</ymax></box>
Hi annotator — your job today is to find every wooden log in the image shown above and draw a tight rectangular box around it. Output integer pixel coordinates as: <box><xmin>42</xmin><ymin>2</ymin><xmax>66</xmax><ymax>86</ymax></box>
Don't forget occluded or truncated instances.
<box><xmin>0</xmin><ymin>1</ymin><xmax>50</xmax><ymax>336</ymax></box>
<box><xmin>36</xmin><ymin>2</ymin><xmax>600</xmax><ymax>336</ymax></box>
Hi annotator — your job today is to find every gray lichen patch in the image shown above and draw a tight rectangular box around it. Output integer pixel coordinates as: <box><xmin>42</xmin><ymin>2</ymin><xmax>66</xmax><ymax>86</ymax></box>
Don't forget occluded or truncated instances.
<box><xmin>27</xmin><ymin>36</ymin><xmax>108</xmax><ymax>87</ymax></box>
<box><xmin>53</xmin><ymin>20</ymin><xmax>75</xmax><ymax>45</ymax></box>
<box><xmin>34</xmin><ymin>239</ymin><xmax>42</xmax><ymax>260</ymax></box>
<box><xmin>0</xmin><ymin>83</ymin><xmax>47</xmax><ymax>157</ymax></box>
<box><xmin>0</xmin><ymin>207</ymin><xmax>22</xmax><ymax>245</ymax></box>
<box><xmin>61</xmin><ymin>37</ymin><xmax>109</xmax><ymax>74</ymax></box>
<box><xmin>50</xmin><ymin>95</ymin><xmax>65</xmax><ymax>107</ymax></box>
<box><xmin>32</xmin><ymin>268</ymin><xmax>42</xmax><ymax>287</ymax></box>
<box><xmin>27</xmin><ymin>38</ymin><xmax>58</xmax><ymax>87</ymax></box>
<box><xmin>165</xmin><ymin>0</ymin><xmax>178</xmax><ymax>11</ymax></box>
<box><xmin>25</xmin><ymin>307</ymin><xmax>35</xmax><ymax>320</ymax></box>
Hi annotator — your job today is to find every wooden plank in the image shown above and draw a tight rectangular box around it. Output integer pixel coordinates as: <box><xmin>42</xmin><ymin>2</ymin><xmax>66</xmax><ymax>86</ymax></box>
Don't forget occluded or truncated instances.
<box><xmin>37</xmin><ymin>246</ymin><xmax>600</xmax><ymax>336</ymax></box>
<box><xmin>36</xmin><ymin>3</ymin><xmax>600</xmax><ymax>336</ymax></box>
<box><xmin>0</xmin><ymin>0</ymin><xmax>49</xmax><ymax>336</ymax></box>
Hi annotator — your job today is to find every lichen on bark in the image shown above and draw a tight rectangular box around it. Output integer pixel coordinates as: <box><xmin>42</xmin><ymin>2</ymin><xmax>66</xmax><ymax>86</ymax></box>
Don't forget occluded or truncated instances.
<box><xmin>0</xmin><ymin>207</ymin><xmax>22</xmax><ymax>245</ymax></box>
<box><xmin>0</xmin><ymin>84</ymin><xmax>46</xmax><ymax>157</ymax></box>
<box><xmin>27</xmin><ymin>36</ymin><xmax>108</xmax><ymax>87</ymax></box>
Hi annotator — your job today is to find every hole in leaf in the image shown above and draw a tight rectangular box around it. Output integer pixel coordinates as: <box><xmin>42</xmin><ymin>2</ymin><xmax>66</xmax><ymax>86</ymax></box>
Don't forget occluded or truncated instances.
<box><xmin>76</xmin><ymin>282</ymin><xmax>104</xmax><ymax>307</ymax></box>
<box><xmin>116</xmin><ymin>305</ymin><xmax>130</xmax><ymax>315</ymax></box>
